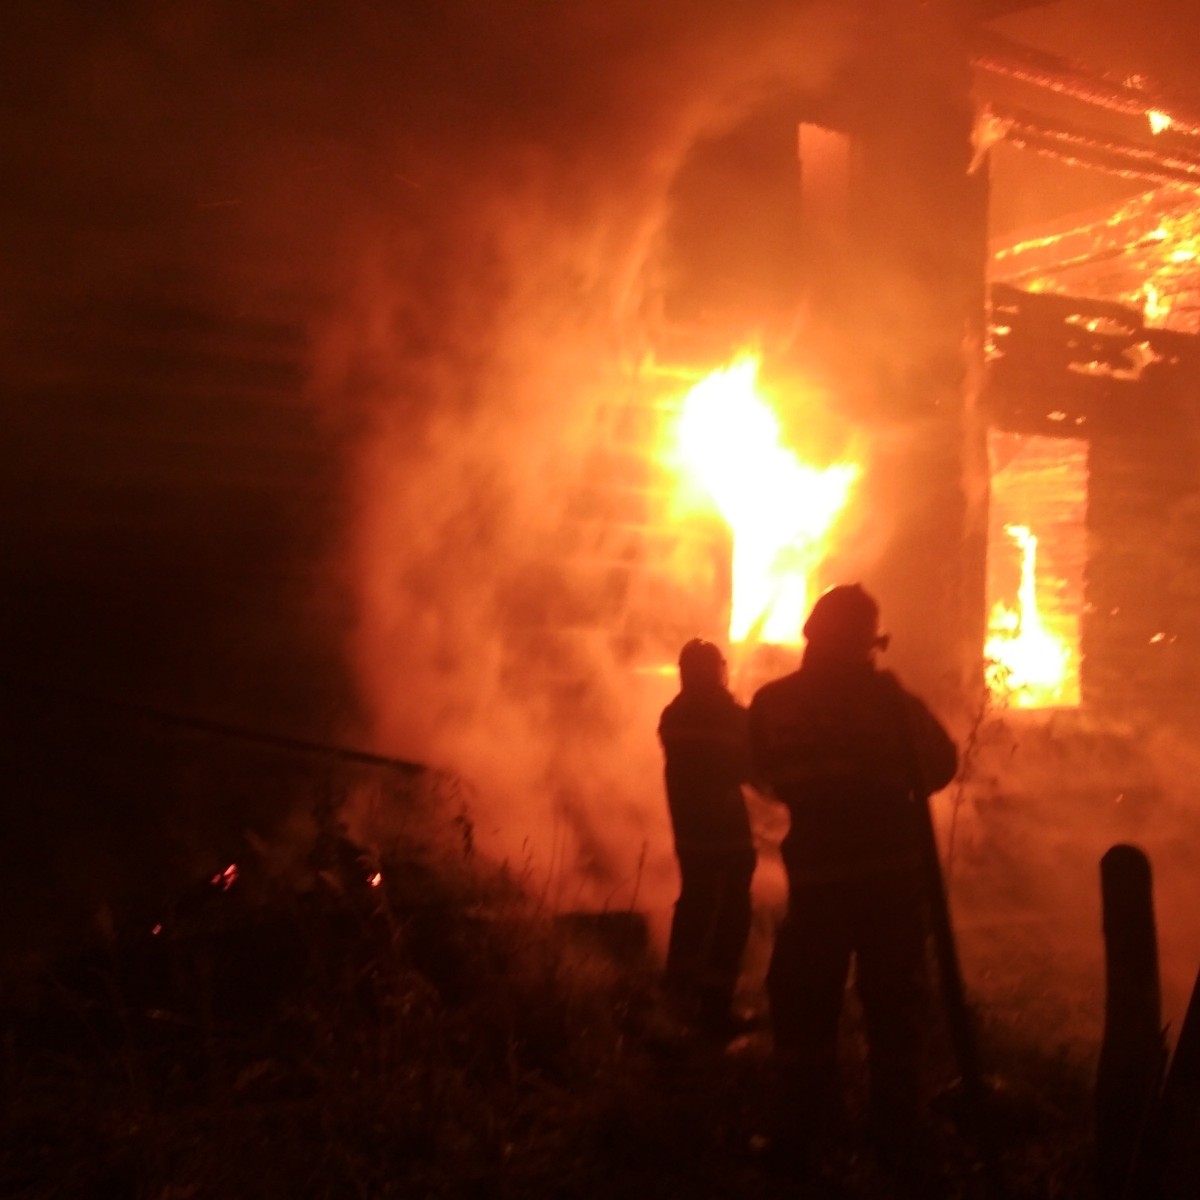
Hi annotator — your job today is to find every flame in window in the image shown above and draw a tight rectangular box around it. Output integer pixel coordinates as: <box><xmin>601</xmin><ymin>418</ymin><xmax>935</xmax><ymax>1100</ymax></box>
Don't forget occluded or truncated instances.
<box><xmin>671</xmin><ymin>353</ymin><xmax>858</xmax><ymax>647</ymax></box>
<box><xmin>985</xmin><ymin>524</ymin><xmax>1074</xmax><ymax>706</ymax></box>
<box><xmin>985</xmin><ymin>432</ymin><xmax>1084</xmax><ymax>708</ymax></box>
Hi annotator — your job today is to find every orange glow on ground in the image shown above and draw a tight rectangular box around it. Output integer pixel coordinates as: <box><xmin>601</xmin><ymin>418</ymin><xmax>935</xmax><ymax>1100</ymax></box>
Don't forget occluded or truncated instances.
<box><xmin>671</xmin><ymin>353</ymin><xmax>858</xmax><ymax>647</ymax></box>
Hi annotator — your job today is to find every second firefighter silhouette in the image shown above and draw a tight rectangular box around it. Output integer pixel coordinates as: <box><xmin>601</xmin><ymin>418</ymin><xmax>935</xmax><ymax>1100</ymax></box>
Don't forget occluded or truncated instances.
<box><xmin>749</xmin><ymin>584</ymin><xmax>958</xmax><ymax>1148</ymax></box>
<box><xmin>658</xmin><ymin>638</ymin><xmax>756</xmax><ymax>1038</ymax></box>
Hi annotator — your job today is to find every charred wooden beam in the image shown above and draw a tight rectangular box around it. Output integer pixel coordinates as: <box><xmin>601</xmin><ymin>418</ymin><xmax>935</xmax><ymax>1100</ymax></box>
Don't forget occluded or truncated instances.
<box><xmin>985</xmin><ymin>284</ymin><xmax>1200</xmax><ymax>436</ymax></box>
<box><xmin>987</xmin><ymin>104</ymin><xmax>1200</xmax><ymax>188</ymax></box>
<box><xmin>972</xmin><ymin>29</ymin><xmax>1200</xmax><ymax>138</ymax></box>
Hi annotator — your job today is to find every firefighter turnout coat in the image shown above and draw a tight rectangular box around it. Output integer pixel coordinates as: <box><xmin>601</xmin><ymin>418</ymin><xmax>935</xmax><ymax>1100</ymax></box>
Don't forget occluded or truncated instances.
<box><xmin>658</xmin><ymin>686</ymin><xmax>753</xmax><ymax>857</ymax></box>
<box><xmin>747</xmin><ymin>661</ymin><xmax>957</xmax><ymax>883</ymax></box>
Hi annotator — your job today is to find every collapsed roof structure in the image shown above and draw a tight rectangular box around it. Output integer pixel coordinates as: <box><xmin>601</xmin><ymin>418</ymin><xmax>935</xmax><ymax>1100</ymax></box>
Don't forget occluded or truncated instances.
<box><xmin>974</xmin><ymin>26</ymin><xmax>1200</xmax><ymax>730</ymax></box>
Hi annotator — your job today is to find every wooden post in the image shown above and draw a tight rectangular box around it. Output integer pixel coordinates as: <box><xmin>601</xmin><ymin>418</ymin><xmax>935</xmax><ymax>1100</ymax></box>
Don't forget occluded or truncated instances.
<box><xmin>1162</xmin><ymin>966</ymin><xmax>1200</xmax><ymax>1199</ymax></box>
<box><xmin>1096</xmin><ymin>844</ymin><xmax>1166</xmax><ymax>1200</ymax></box>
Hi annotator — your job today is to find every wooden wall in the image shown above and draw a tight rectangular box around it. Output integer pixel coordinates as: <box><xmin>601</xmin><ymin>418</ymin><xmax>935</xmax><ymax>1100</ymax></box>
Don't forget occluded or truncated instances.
<box><xmin>987</xmin><ymin>285</ymin><xmax>1200</xmax><ymax>728</ymax></box>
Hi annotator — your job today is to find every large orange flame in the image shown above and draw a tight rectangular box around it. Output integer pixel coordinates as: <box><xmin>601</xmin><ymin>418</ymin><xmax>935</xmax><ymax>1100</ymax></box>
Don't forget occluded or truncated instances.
<box><xmin>672</xmin><ymin>353</ymin><xmax>858</xmax><ymax>647</ymax></box>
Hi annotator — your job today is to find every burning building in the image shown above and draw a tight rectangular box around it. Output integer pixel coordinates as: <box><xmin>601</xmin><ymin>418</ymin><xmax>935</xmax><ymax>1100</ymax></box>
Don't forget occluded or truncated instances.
<box><xmin>570</xmin><ymin>7</ymin><xmax>1200</xmax><ymax>753</ymax></box>
<box><xmin>5</xmin><ymin>1</ymin><xmax>1200</xmax><ymax>947</ymax></box>
<box><xmin>991</xmin><ymin>42</ymin><xmax>1200</xmax><ymax>736</ymax></box>
<box><xmin>980</xmin><ymin>28</ymin><xmax>1200</xmax><ymax>736</ymax></box>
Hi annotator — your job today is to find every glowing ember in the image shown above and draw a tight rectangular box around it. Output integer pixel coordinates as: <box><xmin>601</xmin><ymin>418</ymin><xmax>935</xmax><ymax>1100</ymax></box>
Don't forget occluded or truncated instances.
<box><xmin>673</xmin><ymin>353</ymin><xmax>858</xmax><ymax>646</ymax></box>
<box><xmin>210</xmin><ymin>863</ymin><xmax>239</xmax><ymax>890</ymax></box>
<box><xmin>368</xmin><ymin>871</ymin><xmax>383</xmax><ymax>888</ymax></box>
<box><xmin>985</xmin><ymin>524</ymin><xmax>1073</xmax><ymax>706</ymax></box>
<box><xmin>1147</xmin><ymin>109</ymin><xmax>1173</xmax><ymax>135</ymax></box>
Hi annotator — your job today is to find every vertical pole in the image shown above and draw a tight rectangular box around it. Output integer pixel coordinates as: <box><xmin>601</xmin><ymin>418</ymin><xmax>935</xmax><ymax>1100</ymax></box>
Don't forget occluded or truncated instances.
<box><xmin>1097</xmin><ymin>844</ymin><xmax>1166</xmax><ymax>1200</ymax></box>
<box><xmin>1162</xmin><ymin>966</ymin><xmax>1200</xmax><ymax>1199</ymax></box>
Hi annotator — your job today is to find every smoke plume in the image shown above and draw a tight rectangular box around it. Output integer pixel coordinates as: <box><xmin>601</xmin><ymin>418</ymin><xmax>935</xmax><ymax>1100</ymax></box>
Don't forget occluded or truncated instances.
<box><xmin>304</xmin><ymin>1</ymin><xmax>854</xmax><ymax>917</ymax></box>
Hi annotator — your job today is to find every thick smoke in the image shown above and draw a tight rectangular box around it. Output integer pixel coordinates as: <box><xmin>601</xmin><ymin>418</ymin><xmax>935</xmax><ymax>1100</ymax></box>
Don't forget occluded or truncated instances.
<box><xmin>0</xmin><ymin>0</ymin><xmax>850</xmax><ymax>955</ymax></box>
<box><xmin>305</xmin><ymin>1</ymin><xmax>855</xmax><ymax>925</ymax></box>
<box><xmin>940</xmin><ymin>707</ymin><xmax>1200</xmax><ymax>1061</ymax></box>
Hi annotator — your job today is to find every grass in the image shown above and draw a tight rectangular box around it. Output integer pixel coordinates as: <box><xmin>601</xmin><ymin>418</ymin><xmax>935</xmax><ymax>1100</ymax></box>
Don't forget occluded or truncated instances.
<box><xmin>0</xmin><ymin>712</ymin><xmax>1115</xmax><ymax>1199</ymax></box>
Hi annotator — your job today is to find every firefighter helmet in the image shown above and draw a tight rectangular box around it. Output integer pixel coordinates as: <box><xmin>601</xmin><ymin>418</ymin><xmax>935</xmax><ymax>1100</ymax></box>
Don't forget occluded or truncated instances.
<box><xmin>678</xmin><ymin>638</ymin><xmax>727</xmax><ymax>689</ymax></box>
<box><xmin>802</xmin><ymin>584</ymin><xmax>886</xmax><ymax>656</ymax></box>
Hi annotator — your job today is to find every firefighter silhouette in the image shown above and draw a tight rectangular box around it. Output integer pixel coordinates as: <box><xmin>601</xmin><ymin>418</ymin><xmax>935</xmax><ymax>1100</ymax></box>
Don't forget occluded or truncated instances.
<box><xmin>748</xmin><ymin>584</ymin><xmax>958</xmax><ymax>1156</ymax></box>
<box><xmin>658</xmin><ymin>638</ymin><xmax>756</xmax><ymax>1039</ymax></box>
